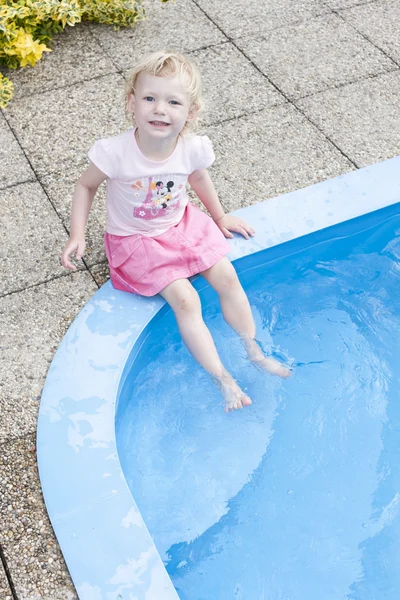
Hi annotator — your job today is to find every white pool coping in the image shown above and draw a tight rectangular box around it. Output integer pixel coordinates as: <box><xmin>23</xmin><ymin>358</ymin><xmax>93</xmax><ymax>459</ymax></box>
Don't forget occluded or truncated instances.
<box><xmin>37</xmin><ymin>157</ymin><xmax>400</xmax><ymax>599</ymax></box>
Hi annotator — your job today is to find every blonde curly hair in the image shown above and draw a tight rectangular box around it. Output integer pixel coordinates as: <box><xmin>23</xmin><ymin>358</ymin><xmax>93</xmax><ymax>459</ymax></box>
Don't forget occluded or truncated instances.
<box><xmin>124</xmin><ymin>50</ymin><xmax>204</xmax><ymax>134</ymax></box>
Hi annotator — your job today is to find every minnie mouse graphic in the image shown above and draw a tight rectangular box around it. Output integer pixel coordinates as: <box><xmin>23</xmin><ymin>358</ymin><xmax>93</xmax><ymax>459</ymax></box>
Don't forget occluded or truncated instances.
<box><xmin>157</xmin><ymin>180</ymin><xmax>174</xmax><ymax>209</ymax></box>
<box><xmin>132</xmin><ymin>177</ymin><xmax>177</xmax><ymax>219</ymax></box>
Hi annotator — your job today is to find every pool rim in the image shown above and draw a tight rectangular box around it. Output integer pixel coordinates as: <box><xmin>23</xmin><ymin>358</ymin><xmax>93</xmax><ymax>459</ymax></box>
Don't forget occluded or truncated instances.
<box><xmin>37</xmin><ymin>156</ymin><xmax>400</xmax><ymax>599</ymax></box>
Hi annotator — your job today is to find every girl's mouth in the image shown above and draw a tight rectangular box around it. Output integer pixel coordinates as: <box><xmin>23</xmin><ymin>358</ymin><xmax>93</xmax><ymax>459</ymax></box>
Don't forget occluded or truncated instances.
<box><xmin>149</xmin><ymin>121</ymin><xmax>170</xmax><ymax>127</ymax></box>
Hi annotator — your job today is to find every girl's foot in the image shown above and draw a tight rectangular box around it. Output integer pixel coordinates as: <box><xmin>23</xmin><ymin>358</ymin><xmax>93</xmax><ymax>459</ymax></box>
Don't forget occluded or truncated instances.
<box><xmin>243</xmin><ymin>337</ymin><xmax>292</xmax><ymax>378</ymax></box>
<box><xmin>215</xmin><ymin>370</ymin><xmax>252</xmax><ymax>413</ymax></box>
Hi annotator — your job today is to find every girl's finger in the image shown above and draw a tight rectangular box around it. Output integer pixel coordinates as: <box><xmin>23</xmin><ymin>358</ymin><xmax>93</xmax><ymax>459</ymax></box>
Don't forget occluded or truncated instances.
<box><xmin>232</xmin><ymin>225</ymin><xmax>249</xmax><ymax>239</ymax></box>
<box><xmin>61</xmin><ymin>255</ymin><xmax>76</xmax><ymax>271</ymax></box>
<box><xmin>222</xmin><ymin>227</ymin><xmax>234</xmax><ymax>239</ymax></box>
<box><xmin>238</xmin><ymin>220</ymin><xmax>255</xmax><ymax>236</ymax></box>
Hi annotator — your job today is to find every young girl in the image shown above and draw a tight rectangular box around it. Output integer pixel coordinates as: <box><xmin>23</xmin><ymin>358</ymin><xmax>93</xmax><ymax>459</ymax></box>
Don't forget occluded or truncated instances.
<box><xmin>61</xmin><ymin>51</ymin><xmax>291</xmax><ymax>412</ymax></box>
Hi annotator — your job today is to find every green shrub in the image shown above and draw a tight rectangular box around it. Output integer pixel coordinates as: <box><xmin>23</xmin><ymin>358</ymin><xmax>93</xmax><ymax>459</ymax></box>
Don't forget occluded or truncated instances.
<box><xmin>0</xmin><ymin>0</ymin><xmax>170</xmax><ymax>108</ymax></box>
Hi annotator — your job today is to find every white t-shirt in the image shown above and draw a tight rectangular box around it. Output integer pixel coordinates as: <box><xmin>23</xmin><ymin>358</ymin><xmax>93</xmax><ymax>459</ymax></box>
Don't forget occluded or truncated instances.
<box><xmin>88</xmin><ymin>128</ymin><xmax>215</xmax><ymax>237</ymax></box>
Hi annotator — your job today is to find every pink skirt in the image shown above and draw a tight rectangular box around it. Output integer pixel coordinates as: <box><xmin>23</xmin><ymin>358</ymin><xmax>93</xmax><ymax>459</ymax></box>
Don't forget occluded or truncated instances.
<box><xmin>104</xmin><ymin>203</ymin><xmax>231</xmax><ymax>297</ymax></box>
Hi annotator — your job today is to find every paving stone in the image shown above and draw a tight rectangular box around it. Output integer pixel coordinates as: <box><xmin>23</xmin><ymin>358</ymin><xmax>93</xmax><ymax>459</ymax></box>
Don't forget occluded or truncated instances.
<box><xmin>0</xmin><ymin>272</ymin><xmax>98</xmax><ymax>443</ymax></box>
<box><xmin>204</xmin><ymin>103</ymin><xmax>354</xmax><ymax>212</ymax></box>
<box><xmin>187</xmin><ymin>43</ymin><xmax>285</xmax><ymax>126</ymax></box>
<box><xmin>195</xmin><ymin>0</ymin><xmax>330</xmax><ymax>38</ymax></box>
<box><xmin>0</xmin><ymin>434</ymin><xmax>78</xmax><ymax>600</ymax></box>
<box><xmin>41</xmin><ymin>166</ymin><xmax>108</xmax><ymax>267</ymax></box>
<box><xmin>341</xmin><ymin>0</ymin><xmax>400</xmax><ymax>64</ymax></box>
<box><xmin>235</xmin><ymin>13</ymin><xmax>395</xmax><ymax>100</ymax></box>
<box><xmin>5</xmin><ymin>23</ymin><xmax>117</xmax><ymax>100</ymax></box>
<box><xmin>325</xmin><ymin>0</ymin><xmax>376</xmax><ymax>9</ymax></box>
<box><xmin>0</xmin><ymin>182</ymin><xmax>72</xmax><ymax>295</ymax></box>
<box><xmin>89</xmin><ymin>0</ymin><xmax>227</xmax><ymax>71</ymax></box>
<box><xmin>3</xmin><ymin>74</ymin><xmax>126</xmax><ymax>177</ymax></box>
<box><xmin>297</xmin><ymin>70</ymin><xmax>400</xmax><ymax>167</ymax></box>
<box><xmin>0</xmin><ymin>562</ymin><xmax>12</xmax><ymax>600</ymax></box>
<box><xmin>0</xmin><ymin>113</ymin><xmax>35</xmax><ymax>189</ymax></box>
<box><xmin>90</xmin><ymin>261</ymin><xmax>110</xmax><ymax>287</ymax></box>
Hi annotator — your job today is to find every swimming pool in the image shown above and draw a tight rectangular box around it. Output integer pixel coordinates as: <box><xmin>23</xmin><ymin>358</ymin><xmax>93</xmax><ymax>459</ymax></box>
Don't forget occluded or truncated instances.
<box><xmin>37</xmin><ymin>157</ymin><xmax>400</xmax><ymax>599</ymax></box>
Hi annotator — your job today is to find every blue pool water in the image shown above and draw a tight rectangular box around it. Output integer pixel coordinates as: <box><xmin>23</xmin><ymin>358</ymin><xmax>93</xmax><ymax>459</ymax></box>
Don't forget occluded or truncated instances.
<box><xmin>116</xmin><ymin>204</ymin><xmax>400</xmax><ymax>600</ymax></box>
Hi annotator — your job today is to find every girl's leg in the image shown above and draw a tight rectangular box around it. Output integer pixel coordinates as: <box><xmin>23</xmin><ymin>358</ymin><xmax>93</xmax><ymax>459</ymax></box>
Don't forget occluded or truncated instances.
<box><xmin>159</xmin><ymin>278</ymin><xmax>251</xmax><ymax>411</ymax></box>
<box><xmin>201</xmin><ymin>258</ymin><xmax>291</xmax><ymax>377</ymax></box>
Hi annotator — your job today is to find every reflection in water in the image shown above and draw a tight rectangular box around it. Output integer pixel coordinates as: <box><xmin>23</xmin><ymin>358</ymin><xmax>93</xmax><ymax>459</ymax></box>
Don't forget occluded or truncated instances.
<box><xmin>116</xmin><ymin>212</ymin><xmax>400</xmax><ymax>600</ymax></box>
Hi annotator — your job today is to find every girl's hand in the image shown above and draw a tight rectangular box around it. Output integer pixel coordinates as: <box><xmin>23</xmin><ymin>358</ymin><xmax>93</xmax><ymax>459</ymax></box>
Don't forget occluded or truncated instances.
<box><xmin>61</xmin><ymin>237</ymin><xmax>86</xmax><ymax>271</ymax></box>
<box><xmin>215</xmin><ymin>215</ymin><xmax>255</xmax><ymax>240</ymax></box>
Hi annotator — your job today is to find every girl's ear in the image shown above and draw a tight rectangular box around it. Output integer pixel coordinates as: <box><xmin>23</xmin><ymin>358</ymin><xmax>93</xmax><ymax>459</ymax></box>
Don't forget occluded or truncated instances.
<box><xmin>127</xmin><ymin>92</ymin><xmax>135</xmax><ymax>115</ymax></box>
<box><xmin>187</xmin><ymin>103</ymin><xmax>199</xmax><ymax>122</ymax></box>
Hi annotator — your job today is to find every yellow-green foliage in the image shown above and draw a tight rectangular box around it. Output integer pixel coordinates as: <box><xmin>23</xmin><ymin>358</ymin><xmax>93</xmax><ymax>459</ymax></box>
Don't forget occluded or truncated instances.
<box><xmin>0</xmin><ymin>0</ymin><xmax>170</xmax><ymax>108</ymax></box>
<box><xmin>0</xmin><ymin>71</ymin><xmax>14</xmax><ymax>106</ymax></box>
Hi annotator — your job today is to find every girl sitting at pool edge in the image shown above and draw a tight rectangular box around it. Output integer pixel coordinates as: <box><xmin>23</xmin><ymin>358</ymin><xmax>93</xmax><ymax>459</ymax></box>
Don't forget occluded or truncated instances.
<box><xmin>61</xmin><ymin>50</ymin><xmax>291</xmax><ymax>412</ymax></box>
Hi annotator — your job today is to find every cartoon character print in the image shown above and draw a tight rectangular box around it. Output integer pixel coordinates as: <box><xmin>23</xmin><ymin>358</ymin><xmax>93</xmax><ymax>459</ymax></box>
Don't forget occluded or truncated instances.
<box><xmin>132</xmin><ymin>175</ymin><xmax>184</xmax><ymax>220</ymax></box>
<box><xmin>156</xmin><ymin>180</ymin><xmax>175</xmax><ymax>209</ymax></box>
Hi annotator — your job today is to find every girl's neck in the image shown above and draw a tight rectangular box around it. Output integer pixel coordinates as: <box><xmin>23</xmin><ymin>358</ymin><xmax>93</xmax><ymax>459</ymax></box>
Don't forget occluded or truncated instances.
<box><xmin>135</xmin><ymin>128</ymin><xmax>179</xmax><ymax>162</ymax></box>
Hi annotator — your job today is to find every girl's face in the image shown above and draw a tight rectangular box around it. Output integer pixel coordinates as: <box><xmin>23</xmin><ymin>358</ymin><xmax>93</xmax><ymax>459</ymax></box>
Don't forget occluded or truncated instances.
<box><xmin>128</xmin><ymin>73</ymin><xmax>194</xmax><ymax>142</ymax></box>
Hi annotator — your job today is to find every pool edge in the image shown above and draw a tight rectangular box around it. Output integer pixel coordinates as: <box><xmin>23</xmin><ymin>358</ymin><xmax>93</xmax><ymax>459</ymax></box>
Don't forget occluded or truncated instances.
<box><xmin>37</xmin><ymin>156</ymin><xmax>400</xmax><ymax>599</ymax></box>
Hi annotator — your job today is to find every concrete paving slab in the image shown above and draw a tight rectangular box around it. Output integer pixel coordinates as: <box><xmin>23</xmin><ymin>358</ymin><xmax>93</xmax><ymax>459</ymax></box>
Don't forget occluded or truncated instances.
<box><xmin>6</xmin><ymin>23</ymin><xmax>117</xmax><ymax>100</ymax></box>
<box><xmin>0</xmin><ymin>113</ymin><xmax>35</xmax><ymax>189</ymax></box>
<box><xmin>235</xmin><ymin>13</ymin><xmax>395</xmax><ymax>100</ymax></box>
<box><xmin>0</xmin><ymin>562</ymin><xmax>12</xmax><ymax>600</ymax></box>
<box><xmin>195</xmin><ymin>0</ymin><xmax>330</xmax><ymax>37</ymax></box>
<box><xmin>297</xmin><ymin>70</ymin><xmax>400</xmax><ymax>167</ymax></box>
<box><xmin>3</xmin><ymin>74</ymin><xmax>126</xmax><ymax>177</ymax></box>
<box><xmin>0</xmin><ymin>182</ymin><xmax>70</xmax><ymax>296</ymax></box>
<box><xmin>324</xmin><ymin>0</ymin><xmax>376</xmax><ymax>9</ymax></box>
<box><xmin>187</xmin><ymin>43</ymin><xmax>286</xmax><ymax>125</ymax></box>
<box><xmin>89</xmin><ymin>0</ymin><xmax>227</xmax><ymax>71</ymax></box>
<box><xmin>0</xmin><ymin>434</ymin><xmax>77</xmax><ymax>600</ymax></box>
<box><xmin>0</xmin><ymin>272</ymin><xmax>98</xmax><ymax>444</ymax></box>
<box><xmin>341</xmin><ymin>0</ymin><xmax>400</xmax><ymax>64</ymax></box>
<box><xmin>41</xmin><ymin>168</ymin><xmax>108</xmax><ymax>267</ymax></box>
<box><xmin>89</xmin><ymin>261</ymin><xmax>110</xmax><ymax>287</ymax></box>
<box><xmin>205</xmin><ymin>103</ymin><xmax>354</xmax><ymax>212</ymax></box>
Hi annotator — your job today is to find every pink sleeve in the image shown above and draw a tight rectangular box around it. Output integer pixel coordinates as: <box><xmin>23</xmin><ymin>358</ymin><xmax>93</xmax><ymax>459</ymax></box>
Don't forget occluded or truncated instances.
<box><xmin>191</xmin><ymin>135</ymin><xmax>215</xmax><ymax>171</ymax></box>
<box><xmin>88</xmin><ymin>139</ymin><xmax>116</xmax><ymax>178</ymax></box>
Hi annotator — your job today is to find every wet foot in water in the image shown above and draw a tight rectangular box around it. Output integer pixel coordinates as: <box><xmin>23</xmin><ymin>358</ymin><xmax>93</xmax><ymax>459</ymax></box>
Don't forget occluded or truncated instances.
<box><xmin>243</xmin><ymin>337</ymin><xmax>292</xmax><ymax>378</ymax></box>
<box><xmin>215</xmin><ymin>370</ymin><xmax>252</xmax><ymax>413</ymax></box>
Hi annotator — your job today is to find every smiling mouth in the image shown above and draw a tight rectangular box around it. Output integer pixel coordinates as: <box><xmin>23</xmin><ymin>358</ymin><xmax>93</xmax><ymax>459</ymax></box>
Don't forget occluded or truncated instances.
<box><xmin>149</xmin><ymin>121</ymin><xmax>170</xmax><ymax>127</ymax></box>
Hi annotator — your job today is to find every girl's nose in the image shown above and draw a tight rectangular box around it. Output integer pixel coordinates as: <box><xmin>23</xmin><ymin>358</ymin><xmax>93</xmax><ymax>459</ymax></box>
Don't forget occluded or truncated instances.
<box><xmin>154</xmin><ymin>101</ymin><xmax>167</xmax><ymax>114</ymax></box>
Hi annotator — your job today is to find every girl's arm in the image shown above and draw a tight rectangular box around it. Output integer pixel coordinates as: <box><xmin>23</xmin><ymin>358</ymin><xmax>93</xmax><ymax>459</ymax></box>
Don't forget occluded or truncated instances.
<box><xmin>61</xmin><ymin>163</ymin><xmax>107</xmax><ymax>270</ymax></box>
<box><xmin>188</xmin><ymin>169</ymin><xmax>254</xmax><ymax>239</ymax></box>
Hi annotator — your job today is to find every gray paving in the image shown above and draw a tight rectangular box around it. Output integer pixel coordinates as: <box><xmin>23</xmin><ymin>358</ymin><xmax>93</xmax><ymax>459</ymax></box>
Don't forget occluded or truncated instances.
<box><xmin>235</xmin><ymin>13</ymin><xmax>396</xmax><ymax>99</ymax></box>
<box><xmin>195</xmin><ymin>0</ymin><xmax>330</xmax><ymax>37</ymax></box>
<box><xmin>8</xmin><ymin>24</ymin><xmax>117</xmax><ymax>99</ymax></box>
<box><xmin>341</xmin><ymin>0</ymin><xmax>400</xmax><ymax>64</ymax></box>
<box><xmin>182</xmin><ymin>42</ymin><xmax>286</xmax><ymax>125</ymax></box>
<box><xmin>3</xmin><ymin>74</ymin><xmax>126</xmax><ymax>177</ymax></box>
<box><xmin>206</xmin><ymin>104</ymin><xmax>354</xmax><ymax>211</ymax></box>
<box><xmin>0</xmin><ymin>114</ymin><xmax>35</xmax><ymax>189</ymax></box>
<box><xmin>89</xmin><ymin>0</ymin><xmax>227</xmax><ymax>71</ymax></box>
<box><xmin>0</xmin><ymin>273</ymin><xmax>98</xmax><ymax>444</ymax></box>
<box><xmin>41</xmin><ymin>167</ymin><xmax>108</xmax><ymax>266</ymax></box>
<box><xmin>297</xmin><ymin>70</ymin><xmax>400</xmax><ymax>167</ymax></box>
<box><xmin>0</xmin><ymin>435</ymin><xmax>78</xmax><ymax>600</ymax></box>
<box><xmin>0</xmin><ymin>562</ymin><xmax>12</xmax><ymax>600</ymax></box>
<box><xmin>0</xmin><ymin>0</ymin><xmax>399</xmax><ymax>597</ymax></box>
<box><xmin>1</xmin><ymin>182</ymin><xmax>70</xmax><ymax>295</ymax></box>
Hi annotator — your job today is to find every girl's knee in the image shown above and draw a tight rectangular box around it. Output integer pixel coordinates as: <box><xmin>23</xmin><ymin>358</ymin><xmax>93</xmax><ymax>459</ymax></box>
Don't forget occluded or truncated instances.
<box><xmin>218</xmin><ymin>267</ymin><xmax>241</xmax><ymax>292</ymax></box>
<box><xmin>171</xmin><ymin>285</ymin><xmax>200</xmax><ymax>314</ymax></box>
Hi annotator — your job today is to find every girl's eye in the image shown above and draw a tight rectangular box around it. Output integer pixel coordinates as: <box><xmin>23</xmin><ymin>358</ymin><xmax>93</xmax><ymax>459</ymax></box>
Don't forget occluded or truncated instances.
<box><xmin>169</xmin><ymin>100</ymin><xmax>180</xmax><ymax>105</ymax></box>
<box><xmin>144</xmin><ymin>96</ymin><xmax>154</xmax><ymax>102</ymax></box>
